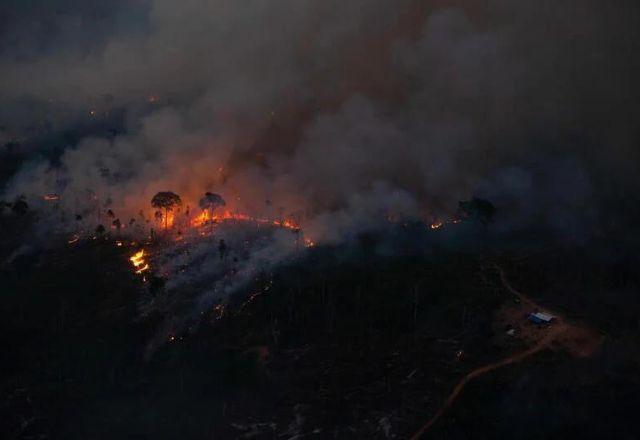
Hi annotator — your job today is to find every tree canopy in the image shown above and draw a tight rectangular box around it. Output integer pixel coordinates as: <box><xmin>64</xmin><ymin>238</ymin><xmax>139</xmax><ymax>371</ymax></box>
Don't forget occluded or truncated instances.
<box><xmin>199</xmin><ymin>192</ymin><xmax>225</xmax><ymax>211</ymax></box>
<box><xmin>151</xmin><ymin>191</ymin><xmax>182</xmax><ymax>230</ymax></box>
<box><xmin>151</xmin><ymin>191</ymin><xmax>182</xmax><ymax>211</ymax></box>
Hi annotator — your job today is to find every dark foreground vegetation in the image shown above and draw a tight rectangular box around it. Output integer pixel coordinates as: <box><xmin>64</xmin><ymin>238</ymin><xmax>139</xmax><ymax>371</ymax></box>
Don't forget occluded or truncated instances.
<box><xmin>2</xmin><ymin>217</ymin><xmax>640</xmax><ymax>439</ymax></box>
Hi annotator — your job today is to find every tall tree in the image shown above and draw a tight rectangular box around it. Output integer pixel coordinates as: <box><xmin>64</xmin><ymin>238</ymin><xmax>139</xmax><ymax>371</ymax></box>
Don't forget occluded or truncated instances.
<box><xmin>198</xmin><ymin>192</ymin><xmax>225</xmax><ymax>230</ymax></box>
<box><xmin>151</xmin><ymin>191</ymin><xmax>182</xmax><ymax>230</ymax></box>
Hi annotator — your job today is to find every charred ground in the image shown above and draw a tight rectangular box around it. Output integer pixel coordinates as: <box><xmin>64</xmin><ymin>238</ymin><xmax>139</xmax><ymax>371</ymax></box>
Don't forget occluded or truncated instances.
<box><xmin>2</xmin><ymin>214</ymin><xmax>640</xmax><ymax>439</ymax></box>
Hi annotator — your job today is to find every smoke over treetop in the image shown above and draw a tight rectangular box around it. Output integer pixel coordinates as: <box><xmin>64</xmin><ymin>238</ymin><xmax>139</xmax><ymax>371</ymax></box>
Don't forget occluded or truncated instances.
<box><xmin>2</xmin><ymin>0</ymin><xmax>639</xmax><ymax>241</ymax></box>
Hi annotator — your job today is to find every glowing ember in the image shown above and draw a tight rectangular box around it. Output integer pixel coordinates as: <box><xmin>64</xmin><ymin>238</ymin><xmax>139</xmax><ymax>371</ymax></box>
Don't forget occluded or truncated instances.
<box><xmin>130</xmin><ymin>250</ymin><xmax>144</xmax><ymax>266</ymax></box>
<box><xmin>273</xmin><ymin>219</ymin><xmax>299</xmax><ymax>229</ymax></box>
<box><xmin>43</xmin><ymin>194</ymin><xmax>60</xmax><ymax>201</ymax></box>
<box><xmin>135</xmin><ymin>264</ymin><xmax>150</xmax><ymax>274</ymax></box>
<box><xmin>130</xmin><ymin>249</ymin><xmax>150</xmax><ymax>275</ymax></box>
<box><xmin>190</xmin><ymin>209</ymin><xmax>301</xmax><ymax>231</ymax></box>
<box><xmin>430</xmin><ymin>221</ymin><xmax>443</xmax><ymax>230</ymax></box>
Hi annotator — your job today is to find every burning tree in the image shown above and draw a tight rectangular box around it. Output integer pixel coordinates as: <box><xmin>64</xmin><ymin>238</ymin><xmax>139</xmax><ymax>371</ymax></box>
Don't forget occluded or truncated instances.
<box><xmin>151</xmin><ymin>191</ymin><xmax>182</xmax><ymax>229</ymax></box>
<box><xmin>198</xmin><ymin>192</ymin><xmax>226</xmax><ymax>228</ymax></box>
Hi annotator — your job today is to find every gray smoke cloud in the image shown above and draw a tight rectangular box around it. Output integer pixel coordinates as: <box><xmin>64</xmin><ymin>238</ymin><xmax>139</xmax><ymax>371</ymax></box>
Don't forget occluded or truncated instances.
<box><xmin>3</xmin><ymin>0</ymin><xmax>638</xmax><ymax>349</ymax></box>
<box><xmin>2</xmin><ymin>0</ymin><xmax>639</xmax><ymax>242</ymax></box>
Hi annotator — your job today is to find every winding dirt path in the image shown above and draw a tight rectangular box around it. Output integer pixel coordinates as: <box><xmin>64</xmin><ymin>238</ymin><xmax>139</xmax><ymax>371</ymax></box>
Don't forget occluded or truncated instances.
<box><xmin>410</xmin><ymin>264</ymin><xmax>599</xmax><ymax>439</ymax></box>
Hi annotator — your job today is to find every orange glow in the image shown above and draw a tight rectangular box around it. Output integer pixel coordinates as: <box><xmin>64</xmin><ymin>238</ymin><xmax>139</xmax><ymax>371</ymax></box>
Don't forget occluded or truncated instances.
<box><xmin>130</xmin><ymin>250</ymin><xmax>145</xmax><ymax>267</ymax></box>
<box><xmin>130</xmin><ymin>250</ymin><xmax>150</xmax><ymax>275</ymax></box>
<box><xmin>155</xmin><ymin>211</ymin><xmax>175</xmax><ymax>229</ymax></box>
<box><xmin>135</xmin><ymin>264</ymin><xmax>150</xmax><ymax>274</ymax></box>
<box><xmin>430</xmin><ymin>221</ymin><xmax>443</xmax><ymax>230</ymax></box>
<box><xmin>43</xmin><ymin>194</ymin><xmax>60</xmax><ymax>201</ymax></box>
<box><xmin>190</xmin><ymin>209</ymin><xmax>300</xmax><ymax>231</ymax></box>
<box><xmin>273</xmin><ymin>219</ymin><xmax>299</xmax><ymax>229</ymax></box>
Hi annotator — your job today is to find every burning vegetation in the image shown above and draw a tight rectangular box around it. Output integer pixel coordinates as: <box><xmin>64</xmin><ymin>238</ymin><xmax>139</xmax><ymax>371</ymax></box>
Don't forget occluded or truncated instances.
<box><xmin>130</xmin><ymin>249</ymin><xmax>149</xmax><ymax>275</ymax></box>
<box><xmin>1</xmin><ymin>0</ymin><xmax>638</xmax><ymax>438</ymax></box>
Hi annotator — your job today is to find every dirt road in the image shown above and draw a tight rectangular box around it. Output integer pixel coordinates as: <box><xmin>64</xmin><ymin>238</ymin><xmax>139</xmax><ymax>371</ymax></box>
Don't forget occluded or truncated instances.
<box><xmin>410</xmin><ymin>264</ymin><xmax>600</xmax><ymax>439</ymax></box>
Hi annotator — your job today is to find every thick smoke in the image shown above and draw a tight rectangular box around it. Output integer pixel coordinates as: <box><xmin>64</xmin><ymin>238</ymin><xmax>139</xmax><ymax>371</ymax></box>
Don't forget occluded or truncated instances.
<box><xmin>2</xmin><ymin>0</ymin><xmax>640</xmax><ymax>240</ymax></box>
<box><xmin>3</xmin><ymin>0</ymin><xmax>638</xmax><ymax>348</ymax></box>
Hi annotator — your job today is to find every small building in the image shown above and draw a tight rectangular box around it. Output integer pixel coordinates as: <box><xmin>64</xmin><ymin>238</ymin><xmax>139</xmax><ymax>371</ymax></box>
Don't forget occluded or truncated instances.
<box><xmin>529</xmin><ymin>312</ymin><xmax>555</xmax><ymax>325</ymax></box>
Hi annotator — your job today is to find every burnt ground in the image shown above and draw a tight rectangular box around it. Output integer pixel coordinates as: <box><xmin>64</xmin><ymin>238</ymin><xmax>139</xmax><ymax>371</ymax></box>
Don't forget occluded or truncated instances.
<box><xmin>2</xmin><ymin>215</ymin><xmax>640</xmax><ymax>439</ymax></box>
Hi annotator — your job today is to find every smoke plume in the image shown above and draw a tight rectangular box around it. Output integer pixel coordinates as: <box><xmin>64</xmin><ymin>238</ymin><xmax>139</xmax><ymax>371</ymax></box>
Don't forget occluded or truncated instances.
<box><xmin>2</xmin><ymin>0</ymin><xmax>639</xmax><ymax>240</ymax></box>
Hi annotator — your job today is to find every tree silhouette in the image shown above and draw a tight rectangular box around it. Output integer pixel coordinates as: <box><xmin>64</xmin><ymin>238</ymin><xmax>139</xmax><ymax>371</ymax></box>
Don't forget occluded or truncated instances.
<box><xmin>151</xmin><ymin>191</ymin><xmax>182</xmax><ymax>229</ymax></box>
<box><xmin>11</xmin><ymin>197</ymin><xmax>28</xmax><ymax>216</ymax></box>
<box><xmin>198</xmin><ymin>192</ymin><xmax>225</xmax><ymax>229</ymax></box>
<box><xmin>112</xmin><ymin>218</ymin><xmax>122</xmax><ymax>233</ymax></box>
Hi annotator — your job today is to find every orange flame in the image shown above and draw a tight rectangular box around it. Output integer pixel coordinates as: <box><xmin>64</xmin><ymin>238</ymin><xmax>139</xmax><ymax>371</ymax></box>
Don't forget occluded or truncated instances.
<box><xmin>190</xmin><ymin>209</ymin><xmax>300</xmax><ymax>231</ymax></box>
<box><xmin>130</xmin><ymin>249</ymin><xmax>150</xmax><ymax>274</ymax></box>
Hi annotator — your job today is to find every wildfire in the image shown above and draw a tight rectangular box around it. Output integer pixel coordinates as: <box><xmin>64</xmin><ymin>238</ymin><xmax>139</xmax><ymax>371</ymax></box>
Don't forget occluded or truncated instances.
<box><xmin>273</xmin><ymin>219</ymin><xmax>299</xmax><ymax>229</ymax></box>
<box><xmin>136</xmin><ymin>264</ymin><xmax>149</xmax><ymax>274</ymax></box>
<box><xmin>154</xmin><ymin>211</ymin><xmax>175</xmax><ymax>229</ymax></box>
<box><xmin>429</xmin><ymin>217</ymin><xmax>464</xmax><ymax>230</ymax></box>
<box><xmin>190</xmin><ymin>209</ymin><xmax>300</xmax><ymax>231</ymax></box>
<box><xmin>43</xmin><ymin>194</ymin><xmax>60</xmax><ymax>201</ymax></box>
<box><xmin>167</xmin><ymin>211</ymin><xmax>175</xmax><ymax>228</ymax></box>
<box><xmin>130</xmin><ymin>249</ymin><xmax>150</xmax><ymax>274</ymax></box>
